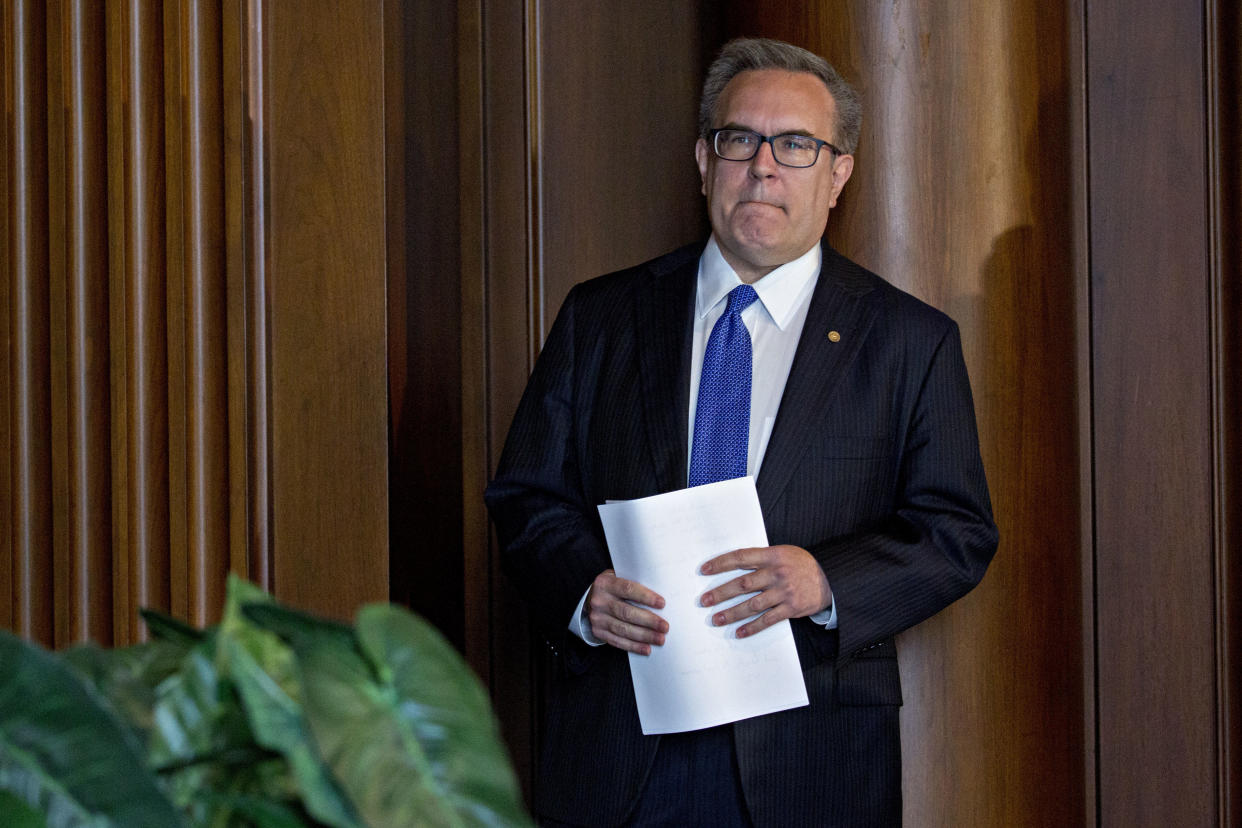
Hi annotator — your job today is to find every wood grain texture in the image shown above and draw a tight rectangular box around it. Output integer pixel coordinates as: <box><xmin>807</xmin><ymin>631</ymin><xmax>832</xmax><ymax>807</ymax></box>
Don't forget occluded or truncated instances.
<box><xmin>264</xmin><ymin>1</ymin><xmax>389</xmax><ymax>618</ymax></box>
<box><xmin>1209</xmin><ymin>3</ymin><xmax>1241</xmax><ymax>820</ymax></box>
<box><xmin>386</xmin><ymin>0</ymin><xmax>466</xmax><ymax>654</ymax></box>
<box><xmin>50</xmin><ymin>0</ymin><xmax>113</xmax><ymax>645</ymax></box>
<box><xmin>165</xmin><ymin>0</ymin><xmax>229</xmax><ymax>627</ymax></box>
<box><xmin>722</xmin><ymin>3</ymin><xmax>1086</xmax><ymax>824</ymax></box>
<box><xmin>107</xmin><ymin>0</ymin><xmax>171</xmax><ymax>643</ymax></box>
<box><xmin>1088</xmin><ymin>1</ymin><xmax>1218</xmax><ymax>823</ymax></box>
<box><xmin>5</xmin><ymin>0</ymin><xmax>55</xmax><ymax>643</ymax></box>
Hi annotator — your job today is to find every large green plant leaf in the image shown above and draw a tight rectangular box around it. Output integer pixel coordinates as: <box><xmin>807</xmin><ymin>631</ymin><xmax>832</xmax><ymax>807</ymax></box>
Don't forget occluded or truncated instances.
<box><xmin>355</xmin><ymin>605</ymin><xmax>530</xmax><ymax>828</ymax></box>
<box><xmin>218</xmin><ymin>576</ymin><xmax>360</xmax><ymax>828</ymax></box>
<box><xmin>0</xmin><ymin>630</ymin><xmax>185</xmax><ymax>827</ymax></box>
<box><xmin>244</xmin><ymin>603</ymin><xmax>533</xmax><ymax>827</ymax></box>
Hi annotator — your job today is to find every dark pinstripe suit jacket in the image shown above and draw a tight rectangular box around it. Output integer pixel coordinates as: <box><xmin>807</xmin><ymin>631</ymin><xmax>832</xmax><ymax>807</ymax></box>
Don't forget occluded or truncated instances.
<box><xmin>485</xmin><ymin>240</ymin><xmax>997</xmax><ymax>827</ymax></box>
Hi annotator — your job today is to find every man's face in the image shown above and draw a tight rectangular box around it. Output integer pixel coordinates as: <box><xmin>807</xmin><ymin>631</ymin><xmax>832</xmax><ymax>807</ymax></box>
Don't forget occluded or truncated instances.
<box><xmin>695</xmin><ymin>69</ymin><xmax>854</xmax><ymax>283</ymax></box>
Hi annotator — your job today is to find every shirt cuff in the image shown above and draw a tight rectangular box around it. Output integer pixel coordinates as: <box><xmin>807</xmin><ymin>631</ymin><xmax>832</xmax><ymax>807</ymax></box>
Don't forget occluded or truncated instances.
<box><xmin>569</xmin><ymin>586</ymin><xmax>604</xmax><ymax>646</ymax></box>
<box><xmin>809</xmin><ymin>593</ymin><xmax>838</xmax><ymax>629</ymax></box>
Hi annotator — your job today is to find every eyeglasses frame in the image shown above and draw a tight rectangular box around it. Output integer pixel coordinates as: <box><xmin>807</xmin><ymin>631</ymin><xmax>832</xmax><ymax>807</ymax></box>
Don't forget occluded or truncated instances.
<box><xmin>707</xmin><ymin>128</ymin><xmax>843</xmax><ymax>168</ymax></box>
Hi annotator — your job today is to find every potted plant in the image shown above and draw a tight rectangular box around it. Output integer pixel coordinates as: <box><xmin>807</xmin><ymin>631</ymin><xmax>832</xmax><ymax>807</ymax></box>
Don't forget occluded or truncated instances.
<box><xmin>0</xmin><ymin>576</ymin><xmax>533</xmax><ymax>827</ymax></box>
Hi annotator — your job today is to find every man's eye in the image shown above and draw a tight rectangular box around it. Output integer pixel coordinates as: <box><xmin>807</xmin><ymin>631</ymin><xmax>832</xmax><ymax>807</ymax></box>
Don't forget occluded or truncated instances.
<box><xmin>727</xmin><ymin>132</ymin><xmax>756</xmax><ymax>145</ymax></box>
<box><xmin>778</xmin><ymin>136</ymin><xmax>814</xmax><ymax>151</ymax></box>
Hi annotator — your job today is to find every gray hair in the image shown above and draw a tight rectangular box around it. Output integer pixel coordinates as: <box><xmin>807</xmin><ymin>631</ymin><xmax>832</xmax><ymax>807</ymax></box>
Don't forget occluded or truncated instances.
<box><xmin>698</xmin><ymin>37</ymin><xmax>862</xmax><ymax>156</ymax></box>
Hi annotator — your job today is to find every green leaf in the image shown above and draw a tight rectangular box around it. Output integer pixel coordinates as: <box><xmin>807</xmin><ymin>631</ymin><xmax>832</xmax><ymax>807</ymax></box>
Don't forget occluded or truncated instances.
<box><xmin>219</xmin><ymin>579</ymin><xmax>360</xmax><ymax>828</ymax></box>
<box><xmin>355</xmin><ymin>605</ymin><xmax>531</xmax><ymax>828</ymax></box>
<box><xmin>0</xmin><ymin>630</ymin><xmax>185</xmax><ymax>827</ymax></box>
<box><xmin>247</xmin><ymin>601</ymin><xmax>532</xmax><ymax>827</ymax></box>
<box><xmin>139</xmin><ymin>609</ymin><xmax>206</xmax><ymax>647</ymax></box>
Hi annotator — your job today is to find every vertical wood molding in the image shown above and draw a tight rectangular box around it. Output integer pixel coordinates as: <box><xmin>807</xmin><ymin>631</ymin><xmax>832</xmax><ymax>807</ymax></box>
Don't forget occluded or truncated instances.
<box><xmin>5</xmin><ymin>0</ymin><xmax>54</xmax><ymax>642</ymax></box>
<box><xmin>166</xmin><ymin>0</ymin><xmax>229</xmax><ymax>626</ymax></box>
<box><xmin>1208</xmin><ymin>0</ymin><xmax>1241</xmax><ymax>820</ymax></box>
<box><xmin>223</xmin><ymin>0</ymin><xmax>273</xmax><ymax>592</ymax></box>
<box><xmin>54</xmin><ymin>0</ymin><xmax>112</xmax><ymax>645</ymax></box>
<box><xmin>458</xmin><ymin>0</ymin><xmax>490</xmax><ymax>681</ymax></box>
<box><xmin>108</xmin><ymin>0</ymin><xmax>171</xmax><ymax>642</ymax></box>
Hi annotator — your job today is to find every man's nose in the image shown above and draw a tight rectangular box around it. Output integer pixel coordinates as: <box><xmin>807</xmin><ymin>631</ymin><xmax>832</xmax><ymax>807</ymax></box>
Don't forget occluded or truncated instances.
<box><xmin>749</xmin><ymin>139</ymin><xmax>779</xmax><ymax>176</ymax></box>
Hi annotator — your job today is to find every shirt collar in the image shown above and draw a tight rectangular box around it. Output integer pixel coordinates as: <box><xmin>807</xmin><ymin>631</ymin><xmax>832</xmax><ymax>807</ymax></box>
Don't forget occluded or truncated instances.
<box><xmin>696</xmin><ymin>236</ymin><xmax>821</xmax><ymax>330</ymax></box>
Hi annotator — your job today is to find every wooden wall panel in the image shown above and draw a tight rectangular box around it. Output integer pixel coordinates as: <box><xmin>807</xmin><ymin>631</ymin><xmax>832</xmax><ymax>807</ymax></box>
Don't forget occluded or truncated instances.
<box><xmin>264</xmin><ymin>1</ymin><xmax>389</xmax><ymax>618</ymax></box>
<box><xmin>1088</xmin><ymin>1</ymin><xmax>1218</xmax><ymax>823</ymax></box>
<box><xmin>386</xmin><ymin>0</ymin><xmax>466</xmax><ymax>652</ymax></box>
<box><xmin>1211</xmin><ymin>4</ymin><xmax>1242</xmax><ymax>821</ymax></box>
<box><xmin>538</xmin><ymin>4</ymin><xmax>710</xmax><ymax>321</ymax></box>
<box><xmin>107</xmin><ymin>0</ymin><xmax>171</xmax><ymax>641</ymax></box>
<box><xmin>720</xmin><ymin>3</ymin><xmax>1086</xmax><ymax>824</ymax></box>
<box><xmin>164</xmin><ymin>0</ymin><xmax>229</xmax><ymax>626</ymax></box>
<box><xmin>3</xmin><ymin>1</ymin><xmax>389</xmax><ymax>646</ymax></box>
<box><xmin>5</xmin><ymin>0</ymin><xmax>54</xmax><ymax>643</ymax></box>
<box><xmin>48</xmin><ymin>0</ymin><xmax>112</xmax><ymax>645</ymax></box>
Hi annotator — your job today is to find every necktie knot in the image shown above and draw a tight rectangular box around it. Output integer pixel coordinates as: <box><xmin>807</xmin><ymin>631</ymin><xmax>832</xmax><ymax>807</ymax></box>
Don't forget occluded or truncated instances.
<box><xmin>726</xmin><ymin>284</ymin><xmax>759</xmax><ymax>316</ymax></box>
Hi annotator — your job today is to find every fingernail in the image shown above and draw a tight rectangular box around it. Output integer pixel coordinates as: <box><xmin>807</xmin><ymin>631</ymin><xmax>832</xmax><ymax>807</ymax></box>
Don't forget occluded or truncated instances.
<box><xmin>700</xmin><ymin>592</ymin><xmax>713</xmax><ymax>606</ymax></box>
<box><xmin>736</xmin><ymin>627</ymin><xmax>748</xmax><ymax>638</ymax></box>
<box><xmin>714</xmin><ymin>613</ymin><xmax>725</xmax><ymax>625</ymax></box>
<box><xmin>700</xmin><ymin>562</ymin><xmax>713</xmax><ymax>574</ymax></box>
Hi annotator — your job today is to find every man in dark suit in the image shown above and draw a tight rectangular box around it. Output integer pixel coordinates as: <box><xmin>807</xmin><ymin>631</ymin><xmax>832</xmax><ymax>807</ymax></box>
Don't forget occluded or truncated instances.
<box><xmin>485</xmin><ymin>37</ymin><xmax>997</xmax><ymax>827</ymax></box>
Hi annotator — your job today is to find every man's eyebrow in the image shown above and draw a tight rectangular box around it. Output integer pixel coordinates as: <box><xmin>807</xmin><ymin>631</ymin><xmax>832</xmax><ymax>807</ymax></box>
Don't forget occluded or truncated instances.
<box><xmin>717</xmin><ymin>122</ymin><xmax>819</xmax><ymax>138</ymax></box>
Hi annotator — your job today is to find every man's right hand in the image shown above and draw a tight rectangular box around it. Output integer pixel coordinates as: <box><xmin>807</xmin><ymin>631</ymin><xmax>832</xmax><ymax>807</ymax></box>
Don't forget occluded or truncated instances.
<box><xmin>586</xmin><ymin>570</ymin><xmax>668</xmax><ymax>655</ymax></box>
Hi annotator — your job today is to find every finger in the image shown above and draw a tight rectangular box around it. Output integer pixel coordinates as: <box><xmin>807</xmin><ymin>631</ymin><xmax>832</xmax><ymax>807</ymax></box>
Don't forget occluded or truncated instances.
<box><xmin>596</xmin><ymin>571</ymin><xmax>666</xmax><ymax>610</ymax></box>
<box><xmin>597</xmin><ymin>599</ymin><xmax>670</xmax><ymax>635</ymax></box>
<box><xmin>736</xmin><ymin>604</ymin><xmax>790</xmax><ymax>638</ymax></box>
<box><xmin>700</xmin><ymin>546</ymin><xmax>769</xmax><ymax>576</ymax></box>
<box><xmin>709</xmin><ymin>590</ymin><xmax>777</xmax><ymax>626</ymax></box>
<box><xmin>593</xmin><ymin>617</ymin><xmax>667</xmax><ymax>654</ymax></box>
<box><xmin>700</xmin><ymin>569</ymin><xmax>773</xmax><ymax>607</ymax></box>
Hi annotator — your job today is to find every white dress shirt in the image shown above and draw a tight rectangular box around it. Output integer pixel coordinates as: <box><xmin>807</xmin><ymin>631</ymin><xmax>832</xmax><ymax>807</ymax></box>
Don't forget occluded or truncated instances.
<box><xmin>570</xmin><ymin>237</ymin><xmax>836</xmax><ymax>645</ymax></box>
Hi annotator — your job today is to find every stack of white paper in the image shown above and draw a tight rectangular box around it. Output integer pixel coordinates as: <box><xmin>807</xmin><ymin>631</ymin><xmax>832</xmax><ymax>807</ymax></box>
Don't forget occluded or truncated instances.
<box><xmin>597</xmin><ymin>477</ymin><xmax>809</xmax><ymax>734</ymax></box>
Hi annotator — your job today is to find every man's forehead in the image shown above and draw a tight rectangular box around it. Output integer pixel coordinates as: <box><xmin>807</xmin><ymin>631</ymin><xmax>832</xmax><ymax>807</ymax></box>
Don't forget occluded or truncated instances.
<box><xmin>715</xmin><ymin>69</ymin><xmax>836</xmax><ymax>131</ymax></box>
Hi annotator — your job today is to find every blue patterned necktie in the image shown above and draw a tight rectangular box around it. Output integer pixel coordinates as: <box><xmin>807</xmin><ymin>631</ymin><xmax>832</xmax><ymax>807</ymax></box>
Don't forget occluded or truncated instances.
<box><xmin>689</xmin><ymin>284</ymin><xmax>759</xmax><ymax>487</ymax></box>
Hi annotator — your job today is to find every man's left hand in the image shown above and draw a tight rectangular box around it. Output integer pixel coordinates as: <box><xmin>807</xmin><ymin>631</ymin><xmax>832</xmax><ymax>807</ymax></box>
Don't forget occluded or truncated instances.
<box><xmin>699</xmin><ymin>545</ymin><xmax>832</xmax><ymax>638</ymax></box>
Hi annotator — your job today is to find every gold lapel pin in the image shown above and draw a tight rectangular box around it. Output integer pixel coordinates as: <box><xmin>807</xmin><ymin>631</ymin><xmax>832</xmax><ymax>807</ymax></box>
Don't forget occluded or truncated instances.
<box><xmin>828</xmin><ymin>330</ymin><xmax>841</xmax><ymax>342</ymax></box>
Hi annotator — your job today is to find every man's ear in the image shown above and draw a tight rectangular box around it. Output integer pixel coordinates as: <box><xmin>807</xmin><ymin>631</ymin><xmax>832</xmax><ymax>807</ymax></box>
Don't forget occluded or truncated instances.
<box><xmin>695</xmin><ymin>138</ymin><xmax>710</xmax><ymax>196</ymax></box>
<box><xmin>828</xmin><ymin>153</ymin><xmax>855</xmax><ymax>208</ymax></box>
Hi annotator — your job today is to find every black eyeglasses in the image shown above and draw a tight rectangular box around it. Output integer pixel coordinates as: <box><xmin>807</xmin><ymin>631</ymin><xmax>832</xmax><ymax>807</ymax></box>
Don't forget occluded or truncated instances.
<box><xmin>708</xmin><ymin>128</ymin><xmax>841</xmax><ymax>168</ymax></box>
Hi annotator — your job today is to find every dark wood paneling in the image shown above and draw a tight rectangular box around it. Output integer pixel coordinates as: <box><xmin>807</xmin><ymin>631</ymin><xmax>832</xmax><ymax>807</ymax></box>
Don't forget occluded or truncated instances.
<box><xmin>5</xmin><ymin>0</ymin><xmax>54</xmax><ymax>642</ymax></box>
<box><xmin>386</xmin><ymin>0</ymin><xmax>466</xmax><ymax>651</ymax></box>
<box><xmin>1211</xmin><ymin>2</ymin><xmax>1242</xmax><ymax>820</ymax></box>
<box><xmin>49</xmin><ymin>0</ymin><xmax>113</xmax><ymax>645</ymax></box>
<box><xmin>107</xmin><ymin>0</ymin><xmax>172</xmax><ymax>642</ymax></box>
<box><xmin>1088</xmin><ymin>1</ymin><xmax>1218</xmax><ymax>823</ymax></box>
<box><xmin>538</xmin><ymin>4</ymin><xmax>709</xmax><ymax>322</ymax></box>
<box><xmin>165</xmin><ymin>0</ymin><xmax>229</xmax><ymax>627</ymax></box>
<box><xmin>264</xmin><ymin>1</ymin><xmax>389</xmax><ymax>618</ymax></box>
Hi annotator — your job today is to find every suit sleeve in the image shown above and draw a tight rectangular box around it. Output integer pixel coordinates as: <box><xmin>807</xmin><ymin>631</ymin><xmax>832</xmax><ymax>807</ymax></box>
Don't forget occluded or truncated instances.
<box><xmin>812</xmin><ymin>322</ymin><xmax>998</xmax><ymax>663</ymax></box>
<box><xmin>484</xmin><ymin>286</ymin><xmax>612</xmax><ymax>651</ymax></box>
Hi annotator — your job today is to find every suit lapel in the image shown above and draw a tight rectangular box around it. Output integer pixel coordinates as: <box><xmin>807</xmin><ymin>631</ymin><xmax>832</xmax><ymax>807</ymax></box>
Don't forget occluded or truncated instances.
<box><xmin>634</xmin><ymin>247</ymin><xmax>699</xmax><ymax>493</ymax></box>
<box><xmin>756</xmin><ymin>244</ymin><xmax>880</xmax><ymax>515</ymax></box>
